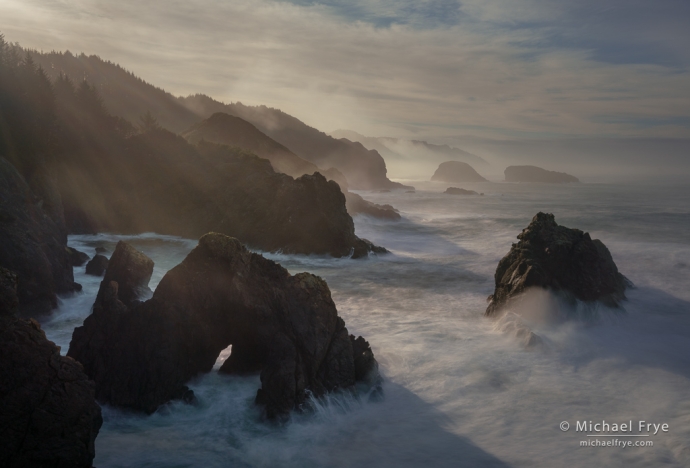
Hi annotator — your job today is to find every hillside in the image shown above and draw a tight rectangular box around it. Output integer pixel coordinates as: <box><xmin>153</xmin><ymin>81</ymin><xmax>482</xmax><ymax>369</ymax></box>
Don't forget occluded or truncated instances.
<box><xmin>28</xmin><ymin>50</ymin><xmax>405</xmax><ymax>190</ymax></box>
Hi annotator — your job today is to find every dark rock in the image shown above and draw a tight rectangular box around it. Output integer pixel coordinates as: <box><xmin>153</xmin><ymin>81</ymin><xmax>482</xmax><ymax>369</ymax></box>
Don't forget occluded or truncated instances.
<box><xmin>504</xmin><ymin>165</ymin><xmax>579</xmax><ymax>183</ymax></box>
<box><xmin>102</xmin><ymin>241</ymin><xmax>153</xmax><ymax>307</ymax></box>
<box><xmin>406</xmin><ymin>190</ymin><xmax>415</xmax><ymax>193</ymax></box>
<box><xmin>95</xmin><ymin>247</ymin><xmax>107</xmax><ymax>254</ymax></box>
<box><xmin>68</xmin><ymin>234</ymin><xmax>381</xmax><ymax>418</ymax></box>
<box><xmin>345</xmin><ymin>192</ymin><xmax>401</xmax><ymax>221</ymax></box>
<box><xmin>352</xmin><ymin>238</ymin><xmax>389</xmax><ymax>259</ymax></box>
<box><xmin>67</xmin><ymin>247</ymin><xmax>90</xmax><ymax>267</ymax></box>
<box><xmin>431</xmin><ymin>161</ymin><xmax>488</xmax><ymax>183</ymax></box>
<box><xmin>85</xmin><ymin>255</ymin><xmax>109</xmax><ymax>277</ymax></box>
<box><xmin>444</xmin><ymin>187</ymin><xmax>479</xmax><ymax>195</ymax></box>
<box><xmin>0</xmin><ymin>267</ymin><xmax>102</xmax><ymax>468</ymax></box>
<box><xmin>485</xmin><ymin>212</ymin><xmax>629</xmax><ymax>317</ymax></box>
<box><xmin>0</xmin><ymin>157</ymin><xmax>79</xmax><ymax>317</ymax></box>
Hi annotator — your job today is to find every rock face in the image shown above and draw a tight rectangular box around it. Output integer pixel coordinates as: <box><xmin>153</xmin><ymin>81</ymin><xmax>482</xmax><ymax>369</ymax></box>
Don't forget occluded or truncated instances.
<box><xmin>85</xmin><ymin>254</ymin><xmax>109</xmax><ymax>276</ymax></box>
<box><xmin>445</xmin><ymin>187</ymin><xmax>479</xmax><ymax>196</ymax></box>
<box><xmin>68</xmin><ymin>234</ymin><xmax>381</xmax><ymax>418</ymax></box>
<box><xmin>504</xmin><ymin>165</ymin><xmax>579</xmax><ymax>184</ymax></box>
<box><xmin>102</xmin><ymin>241</ymin><xmax>154</xmax><ymax>306</ymax></box>
<box><xmin>486</xmin><ymin>213</ymin><xmax>629</xmax><ymax>316</ymax></box>
<box><xmin>0</xmin><ymin>267</ymin><xmax>102</xmax><ymax>468</ymax></box>
<box><xmin>0</xmin><ymin>157</ymin><xmax>80</xmax><ymax>317</ymax></box>
<box><xmin>67</xmin><ymin>247</ymin><xmax>90</xmax><ymax>267</ymax></box>
<box><xmin>431</xmin><ymin>161</ymin><xmax>488</xmax><ymax>183</ymax></box>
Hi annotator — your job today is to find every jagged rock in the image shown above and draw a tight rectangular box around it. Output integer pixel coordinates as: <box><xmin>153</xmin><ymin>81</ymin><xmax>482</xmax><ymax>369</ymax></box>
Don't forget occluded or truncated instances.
<box><xmin>68</xmin><ymin>234</ymin><xmax>381</xmax><ymax>418</ymax></box>
<box><xmin>445</xmin><ymin>187</ymin><xmax>479</xmax><ymax>195</ymax></box>
<box><xmin>85</xmin><ymin>254</ymin><xmax>109</xmax><ymax>277</ymax></box>
<box><xmin>345</xmin><ymin>192</ymin><xmax>401</xmax><ymax>220</ymax></box>
<box><xmin>504</xmin><ymin>165</ymin><xmax>579</xmax><ymax>183</ymax></box>
<box><xmin>67</xmin><ymin>247</ymin><xmax>90</xmax><ymax>267</ymax></box>
<box><xmin>486</xmin><ymin>213</ymin><xmax>629</xmax><ymax>317</ymax></box>
<box><xmin>431</xmin><ymin>161</ymin><xmax>488</xmax><ymax>183</ymax></box>
<box><xmin>0</xmin><ymin>157</ymin><xmax>80</xmax><ymax>317</ymax></box>
<box><xmin>0</xmin><ymin>266</ymin><xmax>102</xmax><ymax>468</ymax></box>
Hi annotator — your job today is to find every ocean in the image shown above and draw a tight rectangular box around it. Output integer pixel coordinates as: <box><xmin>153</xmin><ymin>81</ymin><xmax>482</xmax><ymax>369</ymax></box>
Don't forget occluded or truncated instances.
<box><xmin>40</xmin><ymin>180</ymin><xmax>690</xmax><ymax>467</ymax></box>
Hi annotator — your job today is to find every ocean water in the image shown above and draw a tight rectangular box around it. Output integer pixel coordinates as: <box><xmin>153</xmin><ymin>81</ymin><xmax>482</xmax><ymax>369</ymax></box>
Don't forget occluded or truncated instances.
<box><xmin>41</xmin><ymin>180</ymin><xmax>690</xmax><ymax>467</ymax></box>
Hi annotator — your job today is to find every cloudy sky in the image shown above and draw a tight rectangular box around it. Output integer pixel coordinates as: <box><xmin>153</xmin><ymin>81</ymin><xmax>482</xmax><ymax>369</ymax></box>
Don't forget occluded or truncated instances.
<box><xmin>1</xmin><ymin>0</ymin><xmax>689</xmax><ymax>142</ymax></box>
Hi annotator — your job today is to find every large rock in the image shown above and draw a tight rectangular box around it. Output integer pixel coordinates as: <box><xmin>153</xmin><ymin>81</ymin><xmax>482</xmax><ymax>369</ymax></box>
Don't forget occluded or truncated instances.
<box><xmin>504</xmin><ymin>165</ymin><xmax>579</xmax><ymax>183</ymax></box>
<box><xmin>0</xmin><ymin>157</ymin><xmax>80</xmax><ymax>317</ymax></box>
<box><xmin>345</xmin><ymin>192</ymin><xmax>401</xmax><ymax>220</ymax></box>
<box><xmin>431</xmin><ymin>161</ymin><xmax>488</xmax><ymax>183</ymax></box>
<box><xmin>85</xmin><ymin>254</ymin><xmax>109</xmax><ymax>277</ymax></box>
<box><xmin>68</xmin><ymin>234</ymin><xmax>381</xmax><ymax>418</ymax></box>
<box><xmin>0</xmin><ymin>267</ymin><xmax>102</xmax><ymax>468</ymax></box>
<box><xmin>102</xmin><ymin>241</ymin><xmax>153</xmax><ymax>306</ymax></box>
<box><xmin>486</xmin><ymin>213</ymin><xmax>628</xmax><ymax>316</ymax></box>
<box><xmin>444</xmin><ymin>187</ymin><xmax>479</xmax><ymax>195</ymax></box>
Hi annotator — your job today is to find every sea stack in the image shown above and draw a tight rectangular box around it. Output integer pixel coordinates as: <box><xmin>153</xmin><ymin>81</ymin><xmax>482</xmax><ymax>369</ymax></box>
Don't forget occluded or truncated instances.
<box><xmin>68</xmin><ymin>234</ymin><xmax>381</xmax><ymax>419</ymax></box>
<box><xmin>486</xmin><ymin>212</ymin><xmax>628</xmax><ymax>317</ymax></box>
<box><xmin>504</xmin><ymin>165</ymin><xmax>579</xmax><ymax>183</ymax></box>
<box><xmin>431</xmin><ymin>161</ymin><xmax>487</xmax><ymax>183</ymax></box>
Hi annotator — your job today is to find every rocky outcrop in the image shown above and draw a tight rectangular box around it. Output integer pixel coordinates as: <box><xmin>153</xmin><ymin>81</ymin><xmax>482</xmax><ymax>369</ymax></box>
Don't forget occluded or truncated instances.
<box><xmin>504</xmin><ymin>165</ymin><xmax>579</xmax><ymax>184</ymax></box>
<box><xmin>345</xmin><ymin>192</ymin><xmax>401</xmax><ymax>220</ymax></box>
<box><xmin>68</xmin><ymin>234</ymin><xmax>381</xmax><ymax>419</ymax></box>
<box><xmin>0</xmin><ymin>157</ymin><xmax>80</xmax><ymax>317</ymax></box>
<box><xmin>0</xmin><ymin>267</ymin><xmax>102</xmax><ymax>468</ymax></box>
<box><xmin>486</xmin><ymin>213</ymin><xmax>629</xmax><ymax>317</ymax></box>
<box><xmin>85</xmin><ymin>254</ymin><xmax>109</xmax><ymax>276</ymax></box>
<box><xmin>444</xmin><ymin>187</ymin><xmax>479</xmax><ymax>195</ymax></box>
<box><xmin>102</xmin><ymin>241</ymin><xmax>153</xmax><ymax>306</ymax></box>
<box><xmin>53</xmin><ymin>131</ymin><xmax>384</xmax><ymax>257</ymax></box>
<box><xmin>431</xmin><ymin>161</ymin><xmax>488</xmax><ymax>183</ymax></box>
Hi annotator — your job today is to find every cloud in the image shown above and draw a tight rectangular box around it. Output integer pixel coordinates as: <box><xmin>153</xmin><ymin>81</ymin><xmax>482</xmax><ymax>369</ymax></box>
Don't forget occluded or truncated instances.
<box><xmin>1</xmin><ymin>0</ymin><xmax>688</xmax><ymax>140</ymax></box>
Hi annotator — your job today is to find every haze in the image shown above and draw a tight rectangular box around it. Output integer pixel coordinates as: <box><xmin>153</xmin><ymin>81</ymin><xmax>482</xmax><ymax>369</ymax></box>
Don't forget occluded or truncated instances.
<box><xmin>2</xmin><ymin>0</ymin><xmax>689</xmax><ymax>179</ymax></box>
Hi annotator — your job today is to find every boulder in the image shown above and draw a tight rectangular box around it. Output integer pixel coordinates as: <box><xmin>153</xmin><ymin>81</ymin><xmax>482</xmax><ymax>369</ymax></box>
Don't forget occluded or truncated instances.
<box><xmin>486</xmin><ymin>212</ymin><xmax>629</xmax><ymax>317</ymax></box>
<box><xmin>504</xmin><ymin>165</ymin><xmax>579</xmax><ymax>183</ymax></box>
<box><xmin>431</xmin><ymin>161</ymin><xmax>488</xmax><ymax>183</ymax></box>
<box><xmin>0</xmin><ymin>157</ymin><xmax>80</xmax><ymax>317</ymax></box>
<box><xmin>67</xmin><ymin>247</ymin><xmax>90</xmax><ymax>267</ymax></box>
<box><xmin>445</xmin><ymin>187</ymin><xmax>479</xmax><ymax>195</ymax></box>
<box><xmin>68</xmin><ymin>234</ymin><xmax>381</xmax><ymax>418</ymax></box>
<box><xmin>85</xmin><ymin>254</ymin><xmax>109</xmax><ymax>277</ymax></box>
<box><xmin>0</xmin><ymin>267</ymin><xmax>102</xmax><ymax>468</ymax></box>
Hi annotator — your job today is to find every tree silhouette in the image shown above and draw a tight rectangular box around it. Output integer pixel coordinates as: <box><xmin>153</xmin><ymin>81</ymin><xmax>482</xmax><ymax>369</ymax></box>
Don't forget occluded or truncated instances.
<box><xmin>138</xmin><ymin>111</ymin><xmax>160</xmax><ymax>133</ymax></box>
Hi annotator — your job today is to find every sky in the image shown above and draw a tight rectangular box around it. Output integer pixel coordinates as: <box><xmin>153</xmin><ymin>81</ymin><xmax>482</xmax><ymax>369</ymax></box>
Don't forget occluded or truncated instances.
<box><xmin>1</xmin><ymin>0</ymin><xmax>689</xmax><ymax>143</ymax></box>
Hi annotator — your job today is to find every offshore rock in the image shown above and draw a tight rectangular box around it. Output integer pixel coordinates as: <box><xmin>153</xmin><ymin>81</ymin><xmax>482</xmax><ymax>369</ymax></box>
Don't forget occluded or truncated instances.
<box><xmin>431</xmin><ymin>161</ymin><xmax>488</xmax><ymax>183</ymax></box>
<box><xmin>0</xmin><ymin>267</ymin><xmax>102</xmax><ymax>468</ymax></box>
<box><xmin>444</xmin><ymin>187</ymin><xmax>479</xmax><ymax>196</ymax></box>
<box><xmin>345</xmin><ymin>191</ymin><xmax>401</xmax><ymax>220</ymax></box>
<box><xmin>85</xmin><ymin>254</ymin><xmax>109</xmax><ymax>277</ymax></box>
<box><xmin>486</xmin><ymin>212</ymin><xmax>628</xmax><ymax>317</ymax></box>
<box><xmin>504</xmin><ymin>165</ymin><xmax>579</xmax><ymax>184</ymax></box>
<box><xmin>0</xmin><ymin>157</ymin><xmax>79</xmax><ymax>317</ymax></box>
<box><xmin>68</xmin><ymin>234</ymin><xmax>381</xmax><ymax>418</ymax></box>
<box><xmin>67</xmin><ymin>247</ymin><xmax>90</xmax><ymax>267</ymax></box>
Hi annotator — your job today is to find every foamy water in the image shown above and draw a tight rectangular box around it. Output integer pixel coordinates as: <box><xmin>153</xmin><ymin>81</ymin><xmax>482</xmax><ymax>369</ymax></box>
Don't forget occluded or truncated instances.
<box><xmin>41</xmin><ymin>181</ymin><xmax>690</xmax><ymax>467</ymax></box>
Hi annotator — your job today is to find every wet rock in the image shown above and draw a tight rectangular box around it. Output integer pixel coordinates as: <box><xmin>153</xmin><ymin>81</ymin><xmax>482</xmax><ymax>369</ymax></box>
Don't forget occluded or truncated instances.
<box><xmin>67</xmin><ymin>247</ymin><xmax>90</xmax><ymax>267</ymax></box>
<box><xmin>486</xmin><ymin>212</ymin><xmax>629</xmax><ymax>317</ymax></box>
<box><xmin>445</xmin><ymin>187</ymin><xmax>479</xmax><ymax>195</ymax></box>
<box><xmin>85</xmin><ymin>254</ymin><xmax>109</xmax><ymax>277</ymax></box>
<box><xmin>0</xmin><ymin>157</ymin><xmax>79</xmax><ymax>317</ymax></box>
<box><xmin>68</xmin><ymin>234</ymin><xmax>381</xmax><ymax>418</ymax></box>
<box><xmin>0</xmin><ymin>266</ymin><xmax>102</xmax><ymax>468</ymax></box>
<box><xmin>431</xmin><ymin>161</ymin><xmax>487</xmax><ymax>183</ymax></box>
<box><xmin>352</xmin><ymin>238</ymin><xmax>389</xmax><ymax>259</ymax></box>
